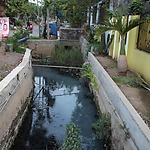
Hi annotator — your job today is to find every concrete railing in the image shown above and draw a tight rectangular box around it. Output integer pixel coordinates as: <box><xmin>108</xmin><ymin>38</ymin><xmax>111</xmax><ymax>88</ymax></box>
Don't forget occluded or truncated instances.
<box><xmin>0</xmin><ymin>49</ymin><xmax>33</xmax><ymax>150</ymax></box>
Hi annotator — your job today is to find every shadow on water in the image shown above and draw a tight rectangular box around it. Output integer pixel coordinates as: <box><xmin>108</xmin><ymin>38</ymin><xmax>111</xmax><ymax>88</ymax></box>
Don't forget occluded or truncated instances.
<box><xmin>10</xmin><ymin>66</ymin><xmax>105</xmax><ymax>150</ymax></box>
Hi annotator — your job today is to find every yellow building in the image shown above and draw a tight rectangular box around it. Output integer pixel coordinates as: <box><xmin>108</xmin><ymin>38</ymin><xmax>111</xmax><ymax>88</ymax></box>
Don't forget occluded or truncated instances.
<box><xmin>109</xmin><ymin>16</ymin><xmax>150</xmax><ymax>84</ymax></box>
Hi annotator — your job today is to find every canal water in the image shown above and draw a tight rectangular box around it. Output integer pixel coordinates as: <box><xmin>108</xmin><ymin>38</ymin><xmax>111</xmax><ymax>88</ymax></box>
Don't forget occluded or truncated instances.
<box><xmin>11</xmin><ymin>66</ymin><xmax>104</xmax><ymax>150</ymax></box>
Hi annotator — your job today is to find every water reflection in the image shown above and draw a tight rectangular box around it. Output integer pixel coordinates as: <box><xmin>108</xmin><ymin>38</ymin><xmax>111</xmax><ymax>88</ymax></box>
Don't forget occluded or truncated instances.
<box><xmin>11</xmin><ymin>67</ymin><xmax>104</xmax><ymax>150</ymax></box>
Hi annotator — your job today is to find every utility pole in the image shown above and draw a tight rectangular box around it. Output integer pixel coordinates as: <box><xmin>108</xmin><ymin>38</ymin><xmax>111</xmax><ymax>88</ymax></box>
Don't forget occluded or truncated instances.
<box><xmin>47</xmin><ymin>7</ymin><xmax>50</xmax><ymax>39</ymax></box>
<box><xmin>37</xmin><ymin>0</ymin><xmax>41</xmax><ymax>37</ymax></box>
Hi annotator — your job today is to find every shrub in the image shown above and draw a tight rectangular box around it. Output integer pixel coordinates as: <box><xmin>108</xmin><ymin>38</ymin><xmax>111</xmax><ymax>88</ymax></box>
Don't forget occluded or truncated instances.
<box><xmin>92</xmin><ymin>113</ymin><xmax>111</xmax><ymax>149</ymax></box>
<box><xmin>50</xmin><ymin>47</ymin><xmax>83</xmax><ymax>67</ymax></box>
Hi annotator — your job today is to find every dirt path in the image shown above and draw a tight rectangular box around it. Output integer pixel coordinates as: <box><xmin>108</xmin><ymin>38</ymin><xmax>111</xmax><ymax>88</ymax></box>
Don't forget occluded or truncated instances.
<box><xmin>0</xmin><ymin>52</ymin><xmax>23</xmax><ymax>81</ymax></box>
<box><xmin>96</xmin><ymin>55</ymin><xmax>150</xmax><ymax>128</ymax></box>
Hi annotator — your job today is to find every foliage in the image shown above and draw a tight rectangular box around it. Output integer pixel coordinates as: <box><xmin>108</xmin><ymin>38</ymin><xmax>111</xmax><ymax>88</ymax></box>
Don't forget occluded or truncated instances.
<box><xmin>81</xmin><ymin>63</ymin><xmax>98</xmax><ymax>91</ymax></box>
<box><xmin>128</xmin><ymin>0</ymin><xmax>144</xmax><ymax>15</ymax></box>
<box><xmin>13</xmin><ymin>27</ymin><xmax>30</xmax><ymax>39</ymax></box>
<box><xmin>92</xmin><ymin>113</ymin><xmax>111</xmax><ymax>149</ymax></box>
<box><xmin>15</xmin><ymin>19</ymin><xmax>24</xmax><ymax>26</ymax></box>
<box><xmin>10</xmin><ymin>27</ymin><xmax>30</xmax><ymax>53</ymax></box>
<box><xmin>112</xmin><ymin>76</ymin><xmax>140</xmax><ymax>87</ymax></box>
<box><xmin>112</xmin><ymin>74</ymin><xmax>150</xmax><ymax>91</ymax></box>
<box><xmin>58</xmin><ymin>0</ymin><xmax>99</xmax><ymax>27</ymax></box>
<box><xmin>49</xmin><ymin>47</ymin><xmax>83</xmax><ymax>67</ymax></box>
<box><xmin>86</xmin><ymin>25</ymin><xmax>97</xmax><ymax>43</ymax></box>
<box><xmin>94</xmin><ymin>9</ymin><xmax>143</xmax><ymax>55</ymax></box>
<box><xmin>6</xmin><ymin>0</ymin><xmax>31</xmax><ymax>17</ymax></box>
<box><xmin>137</xmin><ymin>74</ymin><xmax>150</xmax><ymax>91</ymax></box>
<box><xmin>87</xmin><ymin>42</ymin><xmax>103</xmax><ymax>55</ymax></box>
<box><xmin>62</xmin><ymin>123</ymin><xmax>82</xmax><ymax>150</ymax></box>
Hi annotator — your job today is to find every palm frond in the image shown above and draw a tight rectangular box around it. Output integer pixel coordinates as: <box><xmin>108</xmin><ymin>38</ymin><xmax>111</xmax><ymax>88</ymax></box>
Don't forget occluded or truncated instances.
<box><xmin>122</xmin><ymin>18</ymin><xmax>143</xmax><ymax>34</ymax></box>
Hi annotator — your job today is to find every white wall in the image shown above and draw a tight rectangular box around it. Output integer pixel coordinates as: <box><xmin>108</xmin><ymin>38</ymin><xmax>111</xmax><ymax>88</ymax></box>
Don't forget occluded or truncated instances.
<box><xmin>0</xmin><ymin>49</ymin><xmax>33</xmax><ymax>149</ymax></box>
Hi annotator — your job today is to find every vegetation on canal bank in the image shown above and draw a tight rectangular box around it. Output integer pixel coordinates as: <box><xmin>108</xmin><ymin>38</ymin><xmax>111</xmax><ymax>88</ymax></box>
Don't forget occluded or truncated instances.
<box><xmin>92</xmin><ymin>113</ymin><xmax>112</xmax><ymax>150</ymax></box>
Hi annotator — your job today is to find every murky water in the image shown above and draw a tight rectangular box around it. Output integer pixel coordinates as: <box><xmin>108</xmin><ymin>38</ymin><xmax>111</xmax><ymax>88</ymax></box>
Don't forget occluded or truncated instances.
<box><xmin>11</xmin><ymin>66</ymin><xmax>104</xmax><ymax>150</ymax></box>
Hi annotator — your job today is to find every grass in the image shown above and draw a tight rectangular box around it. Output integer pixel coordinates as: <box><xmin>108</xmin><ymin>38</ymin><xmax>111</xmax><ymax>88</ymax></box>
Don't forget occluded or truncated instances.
<box><xmin>112</xmin><ymin>76</ymin><xmax>140</xmax><ymax>87</ymax></box>
<box><xmin>29</xmin><ymin>36</ymin><xmax>42</xmax><ymax>40</ymax></box>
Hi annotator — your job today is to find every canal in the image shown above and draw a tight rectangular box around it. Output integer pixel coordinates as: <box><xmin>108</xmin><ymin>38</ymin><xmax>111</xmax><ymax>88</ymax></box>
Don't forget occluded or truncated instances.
<box><xmin>10</xmin><ymin>66</ymin><xmax>104</xmax><ymax>150</ymax></box>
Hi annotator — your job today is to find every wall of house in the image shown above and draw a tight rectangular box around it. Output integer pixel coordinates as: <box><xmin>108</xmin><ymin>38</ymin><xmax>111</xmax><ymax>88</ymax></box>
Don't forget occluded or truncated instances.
<box><xmin>126</xmin><ymin>17</ymin><xmax>150</xmax><ymax>84</ymax></box>
<box><xmin>0</xmin><ymin>49</ymin><xmax>33</xmax><ymax>149</ymax></box>
<box><xmin>80</xmin><ymin>36</ymin><xmax>150</xmax><ymax>150</ymax></box>
<box><xmin>109</xmin><ymin>15</ymin><xmax>150</xmax><ymax>84</ymax></box>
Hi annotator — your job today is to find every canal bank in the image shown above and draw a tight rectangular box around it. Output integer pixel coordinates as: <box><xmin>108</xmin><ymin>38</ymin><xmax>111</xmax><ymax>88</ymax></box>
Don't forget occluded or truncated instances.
<box><xmin>80</xmin><ymin>36</ymin><xmax>150</xmax><ymax>150</ymax></box>
<box><xmin>0</xmin><ymin>49</ymin><xmax>33</xmax><ymax>150</ymax></box>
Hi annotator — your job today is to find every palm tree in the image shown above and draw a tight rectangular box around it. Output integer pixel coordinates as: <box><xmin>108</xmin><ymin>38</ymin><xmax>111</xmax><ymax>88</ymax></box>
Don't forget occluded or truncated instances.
<box><xmin>94</xmin><ymin>10</ymin><xmax>144</xmax><ymax>73</ymax></box>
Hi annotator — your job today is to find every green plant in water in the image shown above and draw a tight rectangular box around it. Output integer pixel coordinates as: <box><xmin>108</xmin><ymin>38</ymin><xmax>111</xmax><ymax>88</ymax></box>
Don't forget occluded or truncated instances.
<box><xmin>81</xmin><ymin>63</ymin><xmax>98</xmax><ymax>91</ymax></box>
<box><xmin>62</xmin><ymin>123</ymin><xmax>82</xmax><ymax>150</ymax></box>
<box><xmin>92</xmin><ymin>113</ymin><xmax>111</xmax><ymax>149</ymax></box>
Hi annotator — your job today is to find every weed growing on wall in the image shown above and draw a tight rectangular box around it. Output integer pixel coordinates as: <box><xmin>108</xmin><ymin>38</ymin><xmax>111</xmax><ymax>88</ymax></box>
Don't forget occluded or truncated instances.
<box><xmin>62</xmin><ymin>123</ymin><xmax>82</xmax><ymax>150</ymax></box>
<box><xmin>81</xmin><ymin>63</ymin><xmax>98</xmax><ymax>91</ymax></box>
<box><xmin>92</xmin><ymin>113</ymin><xmax>112</xmax><ymax>149</ymax></box>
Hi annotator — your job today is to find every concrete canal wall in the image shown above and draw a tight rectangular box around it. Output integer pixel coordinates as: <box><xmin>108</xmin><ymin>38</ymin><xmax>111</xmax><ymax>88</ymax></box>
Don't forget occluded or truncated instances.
<box><xmin>80</xmin><ymin>36</ymin><xmax>150</xmax><ymax>150</ymax></box>
<box><xmin>0</xmin><ymin>49</ymin><xmax>33</xmax><ymax>150</ymax></box>
<box><xmin>26</xmin><ymin>39</ymin><xmax>79</xmax><ymax>58</ymax></box>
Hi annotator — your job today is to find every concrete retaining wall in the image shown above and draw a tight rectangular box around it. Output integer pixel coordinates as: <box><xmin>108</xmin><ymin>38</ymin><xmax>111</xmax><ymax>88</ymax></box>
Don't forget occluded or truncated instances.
<box><xmin>59</xmin><ymin>27</ymin><xmax>84</xmax><ymax>40</ymax></box>
<box><xmin>80</xmin><ymin>37</ymin><xmax>150</xmax><ymax>150</ymax></box>
<box><xmin>26</xmin><ymin>39</ymin><xmax>80</xmax><ymax>58</ymax></box>
<box><xmin>0</xmin><ymin>49</ymin><xmax>33</xmax><ymax>150</ymax></box>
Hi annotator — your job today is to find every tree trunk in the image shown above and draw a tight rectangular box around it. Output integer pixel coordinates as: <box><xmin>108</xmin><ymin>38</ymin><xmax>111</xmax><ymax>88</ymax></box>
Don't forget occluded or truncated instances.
<box><xmin>117</xmin><ymin>55</ymin><xmax>127</xmax><ymax>73</ymax></box>
<box><xmin>117</xmin><ymin>35</ymin><xmax>127</xmax><ymax>73</ymax></box>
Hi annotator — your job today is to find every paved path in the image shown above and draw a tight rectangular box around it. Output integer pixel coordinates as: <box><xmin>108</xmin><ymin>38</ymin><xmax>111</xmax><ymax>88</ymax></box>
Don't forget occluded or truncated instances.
<box><xmin>31</xmin><ymin>23</ymin><xmax>39</xmax><ymax>37</ymax></box>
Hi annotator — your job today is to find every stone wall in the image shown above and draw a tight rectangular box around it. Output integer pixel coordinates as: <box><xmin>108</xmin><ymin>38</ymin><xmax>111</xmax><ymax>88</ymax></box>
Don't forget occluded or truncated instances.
<box><xmin>0</xmin><ymin>49</ymin><xmax>33</xmax><ymax>150</ymax></box>
<box><xmin>80</xmin><ymin>37</ymin><xmax>150</xmax><ymax>150</ymax></box>
<box><xmin>59</xmin><ymin>27</ymin><xmax>84</xmax><ymax>40</ymax></box>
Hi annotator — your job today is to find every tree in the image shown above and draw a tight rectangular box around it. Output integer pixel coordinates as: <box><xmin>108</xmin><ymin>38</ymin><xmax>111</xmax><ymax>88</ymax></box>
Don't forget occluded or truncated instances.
<box><xmin>6</xmin><ymin>0</ymin><xmax>35</xmax><ymax>19</ymax></box>
<box><xmin>63</xmin><ymin>0</ymin><xmax>100</xmax><ymax>27</ymax></box>
<box><xmin>94</xmin><ymin>10</ymin><xmax>144</xmax><ymax>72</ymax></box>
